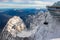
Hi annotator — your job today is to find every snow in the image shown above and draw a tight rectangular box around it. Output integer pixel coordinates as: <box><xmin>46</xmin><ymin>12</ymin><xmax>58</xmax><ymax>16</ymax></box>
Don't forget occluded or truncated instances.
<box><xmin>50</xmin><ymin>38</ymin><xmax>60</xmax><ymax>40</ymax></box>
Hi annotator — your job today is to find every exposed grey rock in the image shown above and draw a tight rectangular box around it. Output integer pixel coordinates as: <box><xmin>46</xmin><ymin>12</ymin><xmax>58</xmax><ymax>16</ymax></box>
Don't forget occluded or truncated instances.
<box><xmin>0</xmin><ymin>11</ymin><xmax>51</xmax><ymax>40</ymax></box>
<box><xmin>0</xmin><ymin>16</ymin><xmax>26</xmax><ymax>40</ymax></box>
<box><xmin>53</xmin><ymin>1</ymin><xmax>60</xmax><ymax>6</ymax></box>
<box><xmin>0</xmin><ymin>11</ymin><xmax>48</xmax><ymax>40</ymax></box>
<box><xmin>1</xmin><ymin>11</ymin><xmax>60</xmax><ymax>40</ymax></box>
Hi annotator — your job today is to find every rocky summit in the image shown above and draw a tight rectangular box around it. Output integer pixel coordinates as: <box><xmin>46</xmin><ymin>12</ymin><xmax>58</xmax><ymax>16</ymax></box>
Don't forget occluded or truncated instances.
<box><xmin>0</xmin><ymin>16</ymin><xmax>26</xmax><ymax>40</ymax></box>
<box><xmin>0</xmin><ymin>11</ymin><xmax>50</xmax><ymax>40</ymax></box>
<box><xmin>1</xmin><ymin>10</ymin><xmax>60</xmax><ymax>40</ymax></box>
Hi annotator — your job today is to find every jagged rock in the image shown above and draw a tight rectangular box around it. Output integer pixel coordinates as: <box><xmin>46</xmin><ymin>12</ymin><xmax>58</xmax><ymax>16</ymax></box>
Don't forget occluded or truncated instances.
<box><xmin>1</xmin><ymin>11</ymin><xmax>60</xmax><ymax>40</ymax></box>
<box><xmin>53</xmin><ymin>1</ymin><xmax>60</xmax><ymax>6</ymax></box>
<box><xmin>0</xmin><ymin>16</ymin><xmax>26</xmax><ymax>40</ymax></box>
<box><xmin>0</xmin><ymin>11</ymin><xmax>51</xmax><ymax>40</ymax></box>
<box><xmin>0</xmin><ymin>11</ymin><xmax>48</xmax><ymax>40</ymax></box>
<box><xmin>7</xmin><ymin>16</ymin><xmax>26</xmax><ymax>32</ymax></box>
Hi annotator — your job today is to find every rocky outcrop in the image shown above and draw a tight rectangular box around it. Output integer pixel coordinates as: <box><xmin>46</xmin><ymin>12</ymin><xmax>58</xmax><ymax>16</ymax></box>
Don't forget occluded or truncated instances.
<box><xmin>53</xmin><ymin>1</ymin><xmax>60</xmax><ymax>6</ymax></box>
<box><xmin>1</xmin><ymin>11</ymin><xmax>60</xmax><ymax>40</ymax></box>
<box><xmin>0</xmin><ymin>16</ymin><xmax>26</xmax><ymax>40</ymax></box>
<box><xmin>0</xmin><ymin>10</ymin><xmax>51</xmax><ymax>40</ymax></box>
<box><xmin>0</xmin><ymin>11</ymin><xmax>48</xmax><ymax>40</ymax></box>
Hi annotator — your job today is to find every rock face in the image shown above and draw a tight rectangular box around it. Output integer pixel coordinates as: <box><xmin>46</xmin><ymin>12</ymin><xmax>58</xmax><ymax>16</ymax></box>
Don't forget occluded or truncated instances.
<box><xmin>0</xmin><ymin>11</ymin><xmax>52</xmax><ymax>40</ymax></box>
<box><xmin>0</xmin><ymin>11</ymin><xmax>48</xmax><ymax>40</ymax></box>
<box><xmin>7</xmin><ymin>16</ymin><xmax>26</xmax><ymax>32</ymax></box>
<box><xmin>53</xmin><ymin>1</ymin><xmax>60</xmax><ymax>6</ymax></box>
<box><xmin>0</xmin><ymin>16</ymin><xmax>26</xmax><ymax>40</ymax></box>
<box><xmin>1</xmin><ymin>11</ymin><xmax>60</xmax><ymax>40</ymax></box>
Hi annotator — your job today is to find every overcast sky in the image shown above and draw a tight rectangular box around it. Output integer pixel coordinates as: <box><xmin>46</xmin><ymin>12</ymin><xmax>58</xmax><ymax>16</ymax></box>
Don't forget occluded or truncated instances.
<box><xmin>0</xmin><ymin>0</ymin><xmax>60</xmax><ymax>2</ymax></box>
<box><xmin>0</xmin><ymin>0</ymin><xmax>60</xmax><ymax>8</ymax></box>
<box><xmin>41</xmin><ymin>0</ymin><xmax>60</xmax><ymax>2</ymax></box>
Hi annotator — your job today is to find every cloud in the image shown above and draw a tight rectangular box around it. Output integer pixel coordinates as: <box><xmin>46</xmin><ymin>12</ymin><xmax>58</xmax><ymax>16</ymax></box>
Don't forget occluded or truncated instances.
<box><xmin>1</xmin><ymin>0</ymin><xmax>35</xmax><ymax>2</ymax></box>
<box><xmin>1</xmin><ymin>0</ymin><xmax>8</xmax><ymax>2</ymax></box>
<box><xmin>28</xmin><ymin>1</ymin><xmax>54</xmax><ymax>6</ymax></box>
<box><xmin>34</xmin><ymin>1</ymin><xmax>53</xmax><ymax>5</ymax></box>
<box><xmin>12</xmin><ymin>0</ymin><xmax>23</xmax><ymax>2</ymax></box>
<box><xmin>0</xmin><ymin>1</ymin><xmax>54</xmax><ymax>9</ymax></box>
<box><xmin>41</xmin><ymin>0</ymin><xmax>60</xmax><ymax>2</ymax></box>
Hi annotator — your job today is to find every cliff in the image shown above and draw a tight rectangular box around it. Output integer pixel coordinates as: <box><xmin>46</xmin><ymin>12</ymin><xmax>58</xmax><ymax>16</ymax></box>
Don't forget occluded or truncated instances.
<box><xmin>0</xmin><ymin>16</ymin><xmax>26</xmax><ymax>40</ymax></box>
<box><xmin>1</xmin><ymin>11</ymin><xmax>60</xmax><ymax>40</ymax></box>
